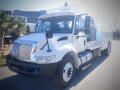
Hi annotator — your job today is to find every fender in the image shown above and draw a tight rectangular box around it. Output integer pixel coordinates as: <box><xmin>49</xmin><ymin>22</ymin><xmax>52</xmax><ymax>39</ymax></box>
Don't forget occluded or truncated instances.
<box><xmin>56</xmin><ymin>44</ymin><xmax>80</xmax><ymax>69</ymax></box>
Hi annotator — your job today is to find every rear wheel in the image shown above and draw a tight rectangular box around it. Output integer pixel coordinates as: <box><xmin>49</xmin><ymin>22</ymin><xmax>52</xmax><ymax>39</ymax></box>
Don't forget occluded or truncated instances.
<box><xmin>101</xmin><ymin>42</ymin><xmax>111</xmax><ymax>56</ymax></box>
<box><xmin>54</xmin><ymin>55</ymin><xmax>75</xmax><ymax>88</ymax></box>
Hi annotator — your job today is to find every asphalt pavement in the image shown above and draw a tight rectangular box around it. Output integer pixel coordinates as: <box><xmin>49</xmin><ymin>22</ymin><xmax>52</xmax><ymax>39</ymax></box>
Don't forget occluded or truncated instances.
<box><xmin>0</xmin><ymin>40</ymin><xmax>120</xmax><ymax>90</ymax></box>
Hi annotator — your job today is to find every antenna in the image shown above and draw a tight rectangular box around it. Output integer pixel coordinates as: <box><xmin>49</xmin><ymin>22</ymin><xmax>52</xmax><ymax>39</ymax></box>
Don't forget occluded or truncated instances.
<box><xmin>64</xmin><ymin>1</ymin><xmax>68</xmax><ymax>7</ymax></box>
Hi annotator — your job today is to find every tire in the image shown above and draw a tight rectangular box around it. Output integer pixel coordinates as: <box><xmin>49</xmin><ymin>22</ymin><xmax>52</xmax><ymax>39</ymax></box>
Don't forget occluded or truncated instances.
<box><xmin>54</xmin><ymin>55</ymin><xmax>75</xmax><ymax>88</ymax></box>
<box><xmin>101</xmin><ymin>42</ymin><xmax>111</xmax><ymax>56</ymax></box>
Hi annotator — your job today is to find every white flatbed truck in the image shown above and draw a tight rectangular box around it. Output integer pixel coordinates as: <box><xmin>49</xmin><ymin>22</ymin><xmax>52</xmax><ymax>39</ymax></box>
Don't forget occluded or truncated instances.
<box><xmin>6</xmin><ymin>7</ymin><xmax>111</xmax><ymax>87</ymax></box>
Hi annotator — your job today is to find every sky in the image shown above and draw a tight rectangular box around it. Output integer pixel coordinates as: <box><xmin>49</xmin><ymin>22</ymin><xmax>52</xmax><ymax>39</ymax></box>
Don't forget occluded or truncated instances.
<box><xmin>0</xmin><ymin>0</ymin><xmax>120</xmax><ymax>32</ymax></box>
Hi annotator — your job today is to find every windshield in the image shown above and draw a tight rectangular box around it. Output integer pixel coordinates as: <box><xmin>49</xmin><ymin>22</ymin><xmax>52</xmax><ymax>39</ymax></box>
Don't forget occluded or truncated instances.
<box><xmin>35</xmin><ymin>16</ymin><xmax>74</xmax><ymax>33</ymax></box>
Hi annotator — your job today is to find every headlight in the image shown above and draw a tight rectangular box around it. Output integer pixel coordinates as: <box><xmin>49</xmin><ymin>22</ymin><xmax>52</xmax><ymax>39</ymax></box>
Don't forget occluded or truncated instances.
<box><xmin>36</xmin><ymin>55</ymin><xmax>56</xmax><ymax>64</ymax></box>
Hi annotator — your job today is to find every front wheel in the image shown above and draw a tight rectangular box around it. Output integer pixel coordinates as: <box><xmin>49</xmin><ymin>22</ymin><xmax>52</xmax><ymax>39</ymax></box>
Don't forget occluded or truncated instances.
<box><xmin>54</xmin><ymin>55</ymin><xmax>75</xmax><ymax>88</ymax></box>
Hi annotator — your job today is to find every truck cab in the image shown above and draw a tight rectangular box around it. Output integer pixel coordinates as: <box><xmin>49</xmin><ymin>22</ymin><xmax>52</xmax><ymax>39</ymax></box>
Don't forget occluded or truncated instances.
<box><xmin>6</xmin><ymin>8</ymin><xmax>111</xmax><ymax>87</ymax></box>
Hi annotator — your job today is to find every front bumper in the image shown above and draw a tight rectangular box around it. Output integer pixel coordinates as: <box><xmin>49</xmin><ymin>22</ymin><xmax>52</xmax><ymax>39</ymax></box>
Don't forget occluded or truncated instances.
<box><xmin>6</xmin><ymin>55</ymin><xmax>58</xmax><ymax>77</ymax></box>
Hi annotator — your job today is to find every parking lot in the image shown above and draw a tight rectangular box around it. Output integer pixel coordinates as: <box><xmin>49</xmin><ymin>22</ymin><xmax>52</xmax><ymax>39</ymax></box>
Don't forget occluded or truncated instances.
<box><xmin>0</xmin><ymin>40</ymin><xmax>120</xmax><ymax>90</ymax></box>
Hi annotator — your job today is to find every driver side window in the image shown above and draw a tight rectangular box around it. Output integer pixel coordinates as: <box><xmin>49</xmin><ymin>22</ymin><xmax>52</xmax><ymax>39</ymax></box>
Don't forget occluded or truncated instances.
<box><xmin>75</xmin><ymin>17</ymin><xmax>81</xmax><ymax>30</ymax></box>
<box><xmin>74</xmin><ymin>16</ymin><xmax>85</xmax><ymax>34</ymax></box>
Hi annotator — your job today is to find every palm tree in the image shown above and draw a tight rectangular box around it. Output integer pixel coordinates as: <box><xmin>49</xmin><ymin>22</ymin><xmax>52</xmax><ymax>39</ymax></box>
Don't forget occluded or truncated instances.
<box><xmin>0</xmin><ymin>11</ymin><xmax>26</xmax><ymax>50</ymax></box>
<box><xmin>8</xmin><ymin>17</ymin><xmax>26</xmax><ymax>36</ymax></box>
<box><xmin>0</xmin><ymin>11</ymin><xmax>10</xmax><ymax>50</ymax></box>
<box><xmin>14</xmin><ymin>20</ymin><xmax>26</xmax><ymax>36</ymax></box>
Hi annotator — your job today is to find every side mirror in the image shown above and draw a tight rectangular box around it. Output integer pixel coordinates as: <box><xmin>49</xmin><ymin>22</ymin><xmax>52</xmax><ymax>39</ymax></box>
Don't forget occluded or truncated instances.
<box><xmin>45</xmin><ymin>31</ymin><xmax>53</xmax><ymax>39</ymax></box>
<box><xmin>85</xmin><ymin>16</ymin><xmax>91</xmax><ymax>28</ymax></box>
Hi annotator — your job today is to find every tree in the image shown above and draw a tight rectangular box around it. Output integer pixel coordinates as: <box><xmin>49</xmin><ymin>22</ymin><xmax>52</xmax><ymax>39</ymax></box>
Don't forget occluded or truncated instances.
<box><xmin>0</xmin><ymin>11</ymin><xmax>26</xmax><ymax>50</ymax></box>
<box><xmin>13</xmin><ymin>20</ymin><xmax>26</xmax><ymax>36</ymax></box>
<box><xmin>8</xmin><ymin>18</ymin><xmax>26</xmax><ymax>36</ymax></box>
<box><xmin>0</xmin><ymin>11</ymin><xmax>10</xmax><ymax>50</ymax></box>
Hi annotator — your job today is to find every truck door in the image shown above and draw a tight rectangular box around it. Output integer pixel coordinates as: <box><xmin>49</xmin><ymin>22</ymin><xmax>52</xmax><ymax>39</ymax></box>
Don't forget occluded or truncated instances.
<box><xmin>73</xmin><ymin>15</ymin><xmax>87</xmax><ymax>53</ymax></box>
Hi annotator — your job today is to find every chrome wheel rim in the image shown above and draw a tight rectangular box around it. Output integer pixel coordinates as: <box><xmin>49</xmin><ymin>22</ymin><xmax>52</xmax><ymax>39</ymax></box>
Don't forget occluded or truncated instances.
<box><xmin>63</xmin><ymin>62</ymin><xmax>73</xmax><ymax>82</ymax></box>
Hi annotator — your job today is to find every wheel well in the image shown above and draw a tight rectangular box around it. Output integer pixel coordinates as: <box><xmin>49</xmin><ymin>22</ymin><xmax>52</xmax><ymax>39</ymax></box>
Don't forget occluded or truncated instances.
<box><xmin>62</xmin><ymin>51</ymin><xmax>79</xmax><ymax>69</ymax></box>
<box><xmin>107</xmin><ymin>40</ymin><xmax>111</xmax><ymax>49</ymax></box>
<box><xmin>108</xmin><ymin>41</ymin><xmax>111</xmax><ymax>46</ymax></box>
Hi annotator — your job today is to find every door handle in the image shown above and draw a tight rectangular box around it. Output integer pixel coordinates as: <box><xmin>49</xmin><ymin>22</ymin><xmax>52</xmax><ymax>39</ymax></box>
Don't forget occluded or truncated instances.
<box><xmin>76</xmin><ymin>35</ymin><xmax>85</xmax><ymax>39</ymax></box>
<box><xmin>76</xmin><ymin>36</ymin><xmax>81</xmax><ymax>39</ymax></box>
<box><xmin>84</xmin><ymin>40</ymin><xmax>86</xmax><ymax>45</ymax></box>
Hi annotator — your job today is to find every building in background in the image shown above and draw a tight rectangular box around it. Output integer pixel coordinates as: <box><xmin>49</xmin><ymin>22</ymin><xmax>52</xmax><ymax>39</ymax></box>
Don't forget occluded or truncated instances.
<box><xmin>1</xmin><ymin>9</ymin><xmax>47</xmax><ymax>33</ymax></box>
<box><xmin>14</xmin><ymin>10</ymin><xmax>46</xmax><ymax>23</ymax></box>
<box><xmin>1</xmin><ymin>10</ymin><xmax>46</xmax><ymax>23</ymax></box>
<box><xmin>1</xmin><ymin>10</ymin><xmax>14</xmax><ymax>15</ymax></box>
<box><xmin>11</xmin><ymin>15</ymin><xmax>27</xmax><ymax>23</ymax></box>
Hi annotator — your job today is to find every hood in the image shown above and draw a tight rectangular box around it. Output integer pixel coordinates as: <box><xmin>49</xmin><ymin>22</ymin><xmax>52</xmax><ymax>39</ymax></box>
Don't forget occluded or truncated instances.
<box><xmin>16</xmin><ymin>33</ymin><xmax>72</xmax><ymax>49</ymax></box>
<box><xmin>15</xmin><ymin>33</ymin><xmax>72</xmax><ymax>54</ymax></box>
<box><xmin>15</xmin><ymin>33</ymin><xmax>47</xmax><ymax>49</ymax></box>
<box><xmin>18</xmin><ymin>33</ymin><xmax>46</xmax><ymax>43</ymax></box>
<box><xmin>17</xmin><ymin>33</ymin><xmax>70</xmax><ymax>42</ymax></box>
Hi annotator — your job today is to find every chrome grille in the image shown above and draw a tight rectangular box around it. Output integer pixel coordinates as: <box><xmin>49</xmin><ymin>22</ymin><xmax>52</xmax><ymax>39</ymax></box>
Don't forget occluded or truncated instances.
<box><xmin>12</xmin><ymin>42</ymin><xmax>32</xmax><ymax>61</ymax></box>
